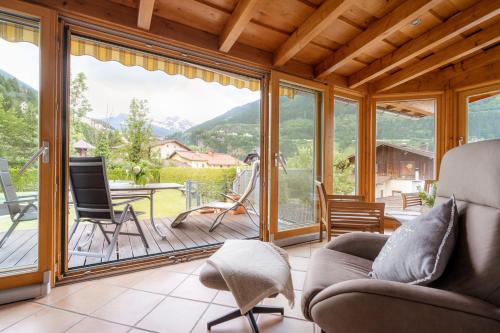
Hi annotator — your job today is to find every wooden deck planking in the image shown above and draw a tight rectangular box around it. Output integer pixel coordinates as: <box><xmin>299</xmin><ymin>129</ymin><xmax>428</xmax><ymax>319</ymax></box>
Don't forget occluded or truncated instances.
<box><xmin>0</xmin><ymin>213</ymin><xmax>259</xmax><ymax>271</ymax></box>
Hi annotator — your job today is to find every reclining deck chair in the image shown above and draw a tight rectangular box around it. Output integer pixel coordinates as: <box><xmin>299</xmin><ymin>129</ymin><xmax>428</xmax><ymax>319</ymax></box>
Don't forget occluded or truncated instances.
<box><xmin>68</xmin><ymin>157</ymin><xmax>149</xmax><ymax>260</ymax></box>
<box><xmin>0</xmin><ymin>158</ymin><xmax>38</xmax><ymax>248</ymax></box>
<box><xmin>171</xmin><ymin>160</ymin><xmax>259</xmax><ymax>232</ymax></box>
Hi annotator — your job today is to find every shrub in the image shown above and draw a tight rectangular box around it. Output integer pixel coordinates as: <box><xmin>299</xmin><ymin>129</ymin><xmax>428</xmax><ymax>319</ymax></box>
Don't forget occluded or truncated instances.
<box><xmin>4</xmin><ymin>168</ymin><xmax>38</xmax><ymax>192</ymax></box>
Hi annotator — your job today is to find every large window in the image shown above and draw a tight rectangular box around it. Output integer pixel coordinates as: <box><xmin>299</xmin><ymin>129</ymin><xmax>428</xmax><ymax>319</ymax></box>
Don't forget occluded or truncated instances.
<box><xmin>333</xmin><ymin>96</ymin><xmax>358</xmax><ymax>194</ymax></box>
<box><xmin>0</xmin><ymin>14</ymin><xmax>40</xmax><ymax>275</ymax></box>
<box><xmin>466</xmin><ymin>90</ymin><xmax>500</xmax><ymax>142</ymax></box>
<box><xmin>375</xmin><ymin>99</ymin><xmax>436</xmax><ymax>214</ymax></box>
<box><xmin>66</xmin><ymin>35</ymin><xmax>262</xmax><ymax>270</ymax></box>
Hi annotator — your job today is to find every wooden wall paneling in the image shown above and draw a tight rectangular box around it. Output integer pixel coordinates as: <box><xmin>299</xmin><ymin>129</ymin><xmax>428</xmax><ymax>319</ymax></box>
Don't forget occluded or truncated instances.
<box><xmin>28</xmin><ymin>0</ymin><xmax>317</xmax><ymax>79</ymax></box>
<box><xmin>380</xmin><ymin>46</ymin><xmax>500</xmax><ymax>93</ymax></box>
<box><xmin>315</xmin><ymin>0</ymin><xmax>442</xmax><ymax>78</ymax></box>
<box><xmin>348</xmin><ymin>0</ymin><xmax>500</xmax><ymax>88</ymax></box>
<box><xmin>373</xmin><ymin>24</ymin><xmax>500</xmax><ymax>92</ymax></box>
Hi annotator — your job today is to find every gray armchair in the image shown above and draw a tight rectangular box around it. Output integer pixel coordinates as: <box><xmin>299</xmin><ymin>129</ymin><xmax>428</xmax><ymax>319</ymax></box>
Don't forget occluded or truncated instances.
<box><xmin>302</xmin><ymin>140</ymin><xmax>500</xmax><ymax>333</ymax></box>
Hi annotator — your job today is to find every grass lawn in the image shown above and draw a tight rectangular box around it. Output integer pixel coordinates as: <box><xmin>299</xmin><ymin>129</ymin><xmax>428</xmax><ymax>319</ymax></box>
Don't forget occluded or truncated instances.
<box><xmin>0</xmin><ymin>190</ymin><xmax>186</xmax><ymax>233</ymax></box>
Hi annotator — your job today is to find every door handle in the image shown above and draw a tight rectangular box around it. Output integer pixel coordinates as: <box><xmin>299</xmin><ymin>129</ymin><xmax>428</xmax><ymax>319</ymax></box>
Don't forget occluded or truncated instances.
<box><xmin>18</xmin><ymin>141</ymin><xmax>49</xmax><ymax>175</ymax></box>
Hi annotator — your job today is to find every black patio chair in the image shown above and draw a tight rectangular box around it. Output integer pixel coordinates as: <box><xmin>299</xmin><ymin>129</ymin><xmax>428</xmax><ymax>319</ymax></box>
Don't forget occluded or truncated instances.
<box><xmin>68</xmin><ymin>157</ymin><xmax>149</xmax><ymax>260</ymax></box>
<box><xmin>0</xmin><ymin>158</ymin><xmax>38</xmax><ymax>248</ymax></box>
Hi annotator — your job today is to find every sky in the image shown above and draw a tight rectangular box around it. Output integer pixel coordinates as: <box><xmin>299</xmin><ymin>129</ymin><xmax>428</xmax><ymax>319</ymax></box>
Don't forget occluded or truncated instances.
<box><xmin>0</xmin><ymin>38</ymin><xmax>260</xmax><ymax>125</ymax></box>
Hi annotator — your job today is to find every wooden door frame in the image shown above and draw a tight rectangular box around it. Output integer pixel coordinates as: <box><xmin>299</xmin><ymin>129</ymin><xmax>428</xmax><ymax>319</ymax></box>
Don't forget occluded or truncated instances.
<box><xmin>0</xmin><ymin>0</ymin><xmax>58</xmax><ymax>289</ymax></box>
<box><xmin>269</xmin><ymin>70</ymin><xmax>328</xmax><ymax>241</ymax></box>
<box><xmin>457</xmin><ymin>83</ymin><xmax>500</xmax><ymax>144</ymax></box>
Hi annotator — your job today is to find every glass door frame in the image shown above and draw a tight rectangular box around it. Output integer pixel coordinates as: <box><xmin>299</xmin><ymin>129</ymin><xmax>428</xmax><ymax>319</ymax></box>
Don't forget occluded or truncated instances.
<box><xmin>57</xmin><ymin>22</ymin><xmax>269</xmax><ymax>280</ymax></box>
<box><xmin>367</xmin><ymin>93</ymin><xmax>444</xmax><ymax>202</ymax></box>
<box><xmin>269</xmin><ymin>70</ymin><xmax>329</xmax><ymax>241</ymax></box>
<box><xmin>458</xmin><ymin>83</ymin><xmax>500</xmax><ymax>145</ymax></box>
<box><xmin>0</xmin><ymin>1</ymin><xmax>57</xmax><ymax>290</ymax></box>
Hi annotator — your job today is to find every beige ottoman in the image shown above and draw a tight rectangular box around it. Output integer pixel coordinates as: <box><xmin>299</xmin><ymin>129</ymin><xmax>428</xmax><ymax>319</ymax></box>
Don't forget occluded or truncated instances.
<box><xmin>199</xmin><ymin>262</ymin><xmax>284</xmax><ymax>333</ymax></box>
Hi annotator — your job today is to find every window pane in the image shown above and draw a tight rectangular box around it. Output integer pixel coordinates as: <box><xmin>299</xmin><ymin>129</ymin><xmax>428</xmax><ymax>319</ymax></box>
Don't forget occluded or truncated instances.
<box><xmin>333</xmin><ymin>96</ymin><xmax>358</xmax><ymax>194</ymax></box>
<box><xmin>0</xmin><ymin>14</ymin><xmax>40</xmax><ymax>275</ymax></box>
<box><xmin>375</xmin><ymin>99</ymin><xmax>436</xmax><ymax>214</ymax></box>
<box><xmin>467</xmin><ymin>92</ymin><xmax>500</xmax><ymax>142</ymax></box>
<box><xmin>277</xmin><ymin>87</ymin><xmax>319</xmax><ymax>231</ymax></box>
<box><xmin>67</xmin><ymin>36</ymin><xmax>261</xmax><ymax>269</ymax></box>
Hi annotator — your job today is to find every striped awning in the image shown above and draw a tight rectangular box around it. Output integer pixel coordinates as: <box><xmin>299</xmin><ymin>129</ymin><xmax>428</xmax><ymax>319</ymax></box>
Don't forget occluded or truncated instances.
<box><xmin>0</xmin><ymin>20</ymin><xmax>39</xmax><ymax>45</ymax></box>
<box><xmin>0</xmin><ymin>19</ymin><xmax>294</xmax><ymax>97</ymax></box>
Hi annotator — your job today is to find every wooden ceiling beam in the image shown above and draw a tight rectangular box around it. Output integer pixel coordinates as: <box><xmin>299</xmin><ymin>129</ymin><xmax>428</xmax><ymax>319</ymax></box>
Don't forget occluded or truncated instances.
<box><xmin>372</xmin><ymin>24</ymin><xmax>500</xmax><ymax>92</ymax></box>
<box><xmin>137</xmin><ymin>0</ymin><xmax>155</xmax><ymax>30</ymax></box>
<box><xmin>315</xmin><ymin>0</ymin><xmax>441</xmax><ymax>79</ymax></box>
<box><xmin>381</xmin><ymin>46</ymin><xmax>500</xmax><ymax>92</ymax></box>
<box><xmin>348</xmin><ymin>0</ymin><xmax>500</xmax><ymax>88</ymax></box>
<box><xmin>219</xmin><ymin>0</ymin><xmax>260</xmax><ymax>53</ymax></box>
<box><xmin>273</xmin><ymin>0</ymin><xmax>354</xmax><ymax>67</ymax></box>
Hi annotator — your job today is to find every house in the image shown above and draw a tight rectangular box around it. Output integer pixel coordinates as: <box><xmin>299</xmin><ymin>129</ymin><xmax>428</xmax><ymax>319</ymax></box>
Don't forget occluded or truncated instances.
<box><xmin>349</xmin><ymin>143</ymin><xmax>434</xmax><ymax>198</ymax></box>
<box><xmin>151</xmin><ymin>139</ymin><xmax>191</xmax><ymax>161</ymax></box>
<box><xmin>168</xmin><ymin>150</ymin><xmax>243</xmax><ymax>168</ymax></box>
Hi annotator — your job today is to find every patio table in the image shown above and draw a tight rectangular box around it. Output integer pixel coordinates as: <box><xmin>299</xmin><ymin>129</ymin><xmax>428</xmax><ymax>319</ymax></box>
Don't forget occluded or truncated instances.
<box><xmin>109</xmin><ymin>182</ymin><xmax>183</xmax><ymax>239</ymax></box>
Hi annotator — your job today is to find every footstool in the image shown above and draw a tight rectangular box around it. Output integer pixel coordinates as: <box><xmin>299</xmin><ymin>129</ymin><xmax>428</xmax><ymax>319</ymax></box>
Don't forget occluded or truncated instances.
<box><xmin>199</xmin><ymin>262</ymin><xmax>284</xmax><ymax>333</ymax></box>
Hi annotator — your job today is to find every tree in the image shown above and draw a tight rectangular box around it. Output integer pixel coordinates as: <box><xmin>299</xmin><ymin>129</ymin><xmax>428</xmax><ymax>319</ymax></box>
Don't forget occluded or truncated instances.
<box><xmin>94</xmin><ymin>130</ymin><xmax>111</xmax><ymax>160</ymax></box>
<box><xmin>123</xmin><ymin>98</ymin><xmax>152</xmax><ymax>164</ymax></box>
<box><xmin>70</xmin><ymin>72</ymin><xmax>93</xmax><ymax>142</ymax></box>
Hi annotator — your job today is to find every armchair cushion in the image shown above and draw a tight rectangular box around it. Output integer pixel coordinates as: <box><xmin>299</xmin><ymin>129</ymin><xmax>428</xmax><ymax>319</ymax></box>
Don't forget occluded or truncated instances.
<box><xmin>309</xmin><ymin>279</ymin><xmax>500</xmax><ymax>333</ymax></box>
<box><xmin>370</xmin><ymin>197</ymin><xmax>458</xmax><ymax>285</ymax></box>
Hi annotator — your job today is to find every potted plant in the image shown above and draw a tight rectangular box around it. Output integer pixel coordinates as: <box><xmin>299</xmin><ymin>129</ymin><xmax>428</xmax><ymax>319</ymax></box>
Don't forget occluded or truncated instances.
<box><xmin>417</xmin><ymin>182</ymin><xmax>437</xmax><ymax>212</ymax></box>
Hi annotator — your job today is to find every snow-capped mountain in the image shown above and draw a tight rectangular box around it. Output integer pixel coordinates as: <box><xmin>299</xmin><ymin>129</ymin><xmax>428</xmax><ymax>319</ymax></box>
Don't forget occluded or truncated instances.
<box><xmin>91</xmin><ymin>114</ymin><xmax>193</xmax><ymax>137</ymax></box>
<box><xmin>153</xmin><ymin>116</ymin><xmax>193</xmax><ymax>135</ymax></box>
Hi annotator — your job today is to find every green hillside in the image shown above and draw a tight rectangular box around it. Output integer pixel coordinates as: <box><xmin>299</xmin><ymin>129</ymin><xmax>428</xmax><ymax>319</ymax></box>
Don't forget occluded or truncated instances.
<box><xmin>0</xmin><ymin>70</ymin><xmax>39</xmax><ymax>166</ymax></box>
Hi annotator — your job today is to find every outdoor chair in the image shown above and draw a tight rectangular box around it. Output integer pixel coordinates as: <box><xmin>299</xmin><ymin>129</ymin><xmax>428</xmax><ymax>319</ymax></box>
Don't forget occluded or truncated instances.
<box><xmin>316</xmin><ymin>180</ymin><xmax>383</xmax><ymax>242</ymax></box>
<box><xmin>0</xmin><ymin>158</ymin><xmax>38</xmax><ymax>248</ymax></box>
<box><xmin>68</xmin><ymin>157</ymin><xmax>149</xmax><ymax>260</ymax></box>
<box><xmin>171</xmin><ymin>160</ymin><xmax>260</xmax><ymax>232</ymax></box>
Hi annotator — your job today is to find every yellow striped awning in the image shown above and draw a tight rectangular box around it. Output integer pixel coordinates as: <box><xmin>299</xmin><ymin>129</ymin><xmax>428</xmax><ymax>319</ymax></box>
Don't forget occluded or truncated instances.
<box><xmin>0</xmin><ymin>19</ymin><xmax>294</xmax><ymax>98</ymax></box>
<box><xmin>70</xmin><ymin>37</ymin><xmax>294</xmax><ymax>98</ymax></box>
<box><xmin>0</xmin><ymin>20</ymin><xmax>39</xmax><ymax>45</ymax></box>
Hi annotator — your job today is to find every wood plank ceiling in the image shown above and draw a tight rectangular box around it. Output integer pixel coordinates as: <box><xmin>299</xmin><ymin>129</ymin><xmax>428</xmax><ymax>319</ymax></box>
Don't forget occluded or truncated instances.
<box><xmin>60</xmin><ymin>0</ymin><xmax>500</xmax><ymax>92</ymax></box>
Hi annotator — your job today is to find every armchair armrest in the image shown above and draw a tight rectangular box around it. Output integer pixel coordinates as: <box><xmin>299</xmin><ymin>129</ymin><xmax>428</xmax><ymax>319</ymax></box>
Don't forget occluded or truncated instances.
<box><xmin>309</xmin><ymin>279</ymin><xmax>500</xmax><ymax>333</ymax></box>
<box><xmin>324</xmin><ymin>232</ymin><xmax>389</xmax><ymax>261</ymax></box>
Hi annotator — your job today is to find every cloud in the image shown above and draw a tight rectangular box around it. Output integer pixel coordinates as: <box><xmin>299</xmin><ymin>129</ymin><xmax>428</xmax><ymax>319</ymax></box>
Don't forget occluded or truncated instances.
<box><xmin>72</xmin><ymin>56</ymin><xmax>260</xmax><ymax>124</ymax></box>
<box><xmin>0</xmin><ymin>39</ymin><xmax>260</xmax><ymax>125</ymax></box>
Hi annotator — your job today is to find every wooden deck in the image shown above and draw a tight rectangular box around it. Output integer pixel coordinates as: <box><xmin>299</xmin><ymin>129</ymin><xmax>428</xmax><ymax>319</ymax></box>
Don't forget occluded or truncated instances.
<box><xmin>0</xmin><ymin>213</ymin><xmax>258</xmax><ymax>272</ymax></box>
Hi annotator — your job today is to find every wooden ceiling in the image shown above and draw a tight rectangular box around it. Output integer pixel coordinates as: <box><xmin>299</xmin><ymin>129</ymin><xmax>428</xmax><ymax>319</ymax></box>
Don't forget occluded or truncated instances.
<box><xmin>29</xmin><ymin>0</ymin><xmax>500</xmax><ymax>92</ymax></box>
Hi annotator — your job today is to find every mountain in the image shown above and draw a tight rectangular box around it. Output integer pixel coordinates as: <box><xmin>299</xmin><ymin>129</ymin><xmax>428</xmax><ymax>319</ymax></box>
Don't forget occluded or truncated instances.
<box><xmin>93</xmin><ymin>114</ymin><xmax>194</xmax><ymax>137</ymax></box>
<box><xmin>153</xmin><ymin>116</ymin><xmax>193</xmax><ymax>135</ymax></box>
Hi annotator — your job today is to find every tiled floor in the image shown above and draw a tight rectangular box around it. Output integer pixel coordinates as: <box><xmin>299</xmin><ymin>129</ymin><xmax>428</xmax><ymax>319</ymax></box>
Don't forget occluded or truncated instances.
<box><xmin>0</xmin><ymin>241</ymin><xmax>328</xmax><ymax>333</ymax></box>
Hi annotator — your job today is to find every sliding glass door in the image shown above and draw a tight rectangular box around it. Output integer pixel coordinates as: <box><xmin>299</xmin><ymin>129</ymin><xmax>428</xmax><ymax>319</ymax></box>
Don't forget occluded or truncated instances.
<box><xmin>269</xmin><ymin>71</ymin><xmax>327</xmax><ymax>240</ymax></box>
<box><xmin>0</xmin><ymin>3</ymin><xmax>56</xmax><ymax>291</ymax></box>
<box><xmin>63</xmin><ymin>30</ymin><xmax>263</xmax><ymax>272</ymax></box>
